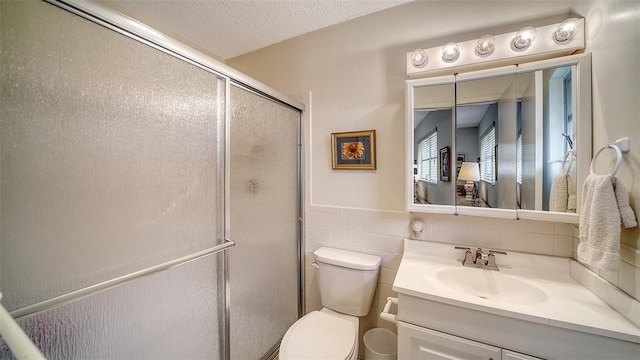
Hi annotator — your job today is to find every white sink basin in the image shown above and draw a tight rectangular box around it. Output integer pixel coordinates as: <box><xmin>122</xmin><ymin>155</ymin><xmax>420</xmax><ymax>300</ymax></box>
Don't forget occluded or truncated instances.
<box><xmin>436</xmin><ymin>267</ymin><xmax>548</xmax><ymax>305</ymax></box>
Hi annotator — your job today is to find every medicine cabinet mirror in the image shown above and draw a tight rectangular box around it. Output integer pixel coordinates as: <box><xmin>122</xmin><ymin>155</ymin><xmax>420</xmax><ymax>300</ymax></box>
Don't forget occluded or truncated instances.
<box><xmin>406</xmin><ymin>54</ymin><xmax>591</xmax><ymax>223</ymax></box>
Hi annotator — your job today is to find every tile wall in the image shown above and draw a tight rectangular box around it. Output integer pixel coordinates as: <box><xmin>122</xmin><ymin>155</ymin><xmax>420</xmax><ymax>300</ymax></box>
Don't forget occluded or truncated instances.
<box><xmin>302</xmin><ymin>205</ymin><xmax>640</xmax><ymax>332</ymax></box>
<box><xmin>303</xmin><ymin>205</ymin><xmax>577</xmax><ymax>333</ymax></box>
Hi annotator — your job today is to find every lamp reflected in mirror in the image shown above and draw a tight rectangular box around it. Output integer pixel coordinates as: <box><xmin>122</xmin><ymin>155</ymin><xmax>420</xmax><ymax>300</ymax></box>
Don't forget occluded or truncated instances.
<box><xmin>458</xmin><ymin>162</ymin><xmax>480</xmax><ymax>201</ymax></box>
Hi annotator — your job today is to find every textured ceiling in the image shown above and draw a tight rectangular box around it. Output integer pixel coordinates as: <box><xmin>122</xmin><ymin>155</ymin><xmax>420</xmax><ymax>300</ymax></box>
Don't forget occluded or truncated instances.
<box><xmin>99</xmin><ymin>0</ymin><xmax>412</xmax><ymax>60</ymax></box>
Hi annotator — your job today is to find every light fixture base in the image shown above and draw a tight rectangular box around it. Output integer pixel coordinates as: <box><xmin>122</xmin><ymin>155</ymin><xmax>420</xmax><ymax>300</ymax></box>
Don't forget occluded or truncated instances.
<box><xmin>407</xmin><ymin>18</ymin><xmax>584</xmax><ymax>77</ymax></box>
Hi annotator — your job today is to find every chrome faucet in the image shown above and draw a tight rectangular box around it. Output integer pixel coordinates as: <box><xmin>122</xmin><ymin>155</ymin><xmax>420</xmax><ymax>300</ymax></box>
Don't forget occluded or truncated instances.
<box><xmin>455</xmin><ymin>247</ymin><xmax>507</xmax><ymax>271</ymax></box>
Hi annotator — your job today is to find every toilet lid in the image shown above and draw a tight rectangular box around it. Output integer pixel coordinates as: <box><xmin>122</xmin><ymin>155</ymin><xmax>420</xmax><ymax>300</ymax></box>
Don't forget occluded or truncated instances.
<box><xmin>280</xmin><ymin>311</ymin><xmax>355</xmax><ymax>360</ymax></box>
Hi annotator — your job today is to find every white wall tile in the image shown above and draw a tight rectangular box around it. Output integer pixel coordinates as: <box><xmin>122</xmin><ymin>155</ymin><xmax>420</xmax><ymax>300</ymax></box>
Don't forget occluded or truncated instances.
<box><xmin>304</xmin><ymin>205</ymin><xmax>640</xmax><ymax>324</ymax></box>
<box><xmin>431</xmin><ymin>222</ymin><xmax>454</xmax><ymax>243</ymax></box>
<box><xmin>453</xmin><ymin>225</ymin><xmax>477</xmax><ymax>247</ymax></box>
<box><xmin>553</xmin><ymin>234</ymin><xmax>574</xmax><ymax>257</ymax></box>
<box><xmin>331</xmin><ymin>214</ymin><xmax>345</xmax><ymax>230</ymax></box>
<box><xmin>500</xmin><ymin>218</ymin><xmax>528</xmax><ymax>231</ymax></box>
<box><xmin>345</xmin><ymin>230</ymin><xmax>362</xmax><ymax>249</ymax></box>
<box><xmin>525</xmin><ymin>220</ymin><xmax>555</xmax><ymax>234</ymax></box>
<box><xmin>619</xmin><ymin>260</ymin><xmax>640</xmax><ymax>299</ymax></box>
<box><xmin>476</xmin><ymin>227</ymin><xmax>501</xmax><ymax>249</ymax></box>
<box><xmin>323</xmin><ymin>206</ymin><xmax>343</xmax><ymax>214</ymax></box>
<box><xmin>331</xmin><ymin>228</ymin><xmax>346</xmax><ymax>247</ymax></box>
<box><xmin>621</xmin><ymin>244</ymin><xmax>640</xmax><ymax>267</ymax></box>
<box><xmin>305</xmin><ymin>211</ymin><xmax>318</xmax><ymax>226</ymax></box>
<box><xmin>418</xmin><ymin>222</ymin><xmax>432</xmax><ymax>241</ymax></box>
<box><xmin>345</xmin><ymin>215</ymin><xmax>362</xmax><ymax>232</ymax></box>
<box><xmin>599</xmin><ymin>267</ymin><xmax>619</xmax><ymax>287</ymax></box>
<box><xmin>377</xmin><ymin>219</ymin><xmax>395</xmax><ymax>236</ymax></box>
<box><xmin>305</xmin><ymin>240</ymin><xmax>321</xmax><ymax>254</ymax></box>
<box><xmin>380</xmin><ymin>267</ymin><xmax>397</xmax><ymax>285</ymax></box>
<box><xmin>379</xmin><ymin>250</ymin><xmax>402</xmax><ymax>269</ymax></box>
<box><xmin>501</xmin><ymin>230</ymin><xmax>526</xmax><ymax>252</ymax></box>
<box><xmin>307</xmin><ymin>205</ymin><xmax>322</xmax><ymax>212</ymax></box>
<box><xmin>554</xmin><ymin>222</ymin><xmax>575</xmax><ymax>236</ymax></box>
<box><xmin>362</xmin><ymin>232</ymin><xmax>378</xmax><ymax>251</ymax></box>
<box><xmin>318</xmin><ymin>227</ymin><xmax>331</xmax><ymax>244</ymax></box>
<box><xmin>361</xmin><ymin>216</ymin><xmax>378</xmax><ymax>234</ymax></box>
<box><xmin>305</xmin><ymin>225</ymin><xmax>318</xmax><ymax>241</ymax></box>
<box><xmin>526</xmin><ymin>232</ymin><xmax>554</xmax><ymax>255</ymax></box>
<box><xmin>379</xmin><ymin>234</ymin><xmax>402</xmax><ymax>253</ymax></box>
<box><xmin>343</xmin><ymin>207</ymin><xmax>365</xmax><ymax>216</ymax></box>
<box><xmin>318</xmin><ymin>212</ymin><xmax>331</xmax><ymax>228</ymax></box>
<box><xmin>394</xmin><ymin>220</ymin><xmax>411</xmax><ymax>238</ymax></box>
<box><xmin>476</xmin><ymin>217</ymin><xmax>502</xmax><ymax>229</ymax></box>
<box><xmin>378</xmin><ymin>283</ymin><xmax>397</xmax><ymax>300</ymax></box>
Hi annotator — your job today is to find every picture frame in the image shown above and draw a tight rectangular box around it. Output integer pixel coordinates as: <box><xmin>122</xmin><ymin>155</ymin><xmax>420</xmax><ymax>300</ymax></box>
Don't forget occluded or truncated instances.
<box><xmin>439</xmin><ymin>146</ymin><xmax>450</xmax><ymax>181</ymax></box>
<box><xmin>494</xmin><ymin>144</ymin><xmax>498</xmax><ymax>179</ymax></box>
<box><xmin>331</xmin><ymin>130</ymin><xmax>376</xmax><ymax>170</ymax></box>
<box><xmin>456</xmin><ymin>152</ymin><xmax>466</xmax><ymax>178</ymax></box>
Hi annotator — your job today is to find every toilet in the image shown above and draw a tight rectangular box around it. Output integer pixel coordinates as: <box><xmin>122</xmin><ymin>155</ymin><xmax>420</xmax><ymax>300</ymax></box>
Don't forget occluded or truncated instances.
<box><xmin>279</xmin><ymin>247</ymin><xmax>382</xmax><ymax>360</ymax></box>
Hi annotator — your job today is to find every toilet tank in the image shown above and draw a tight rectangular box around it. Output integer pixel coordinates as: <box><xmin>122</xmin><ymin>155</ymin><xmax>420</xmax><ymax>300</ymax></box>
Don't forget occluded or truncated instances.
<box><xmin>313</xmin><ymin>247</ymin><xmax>382</xmax><ymax>316</ymax></box>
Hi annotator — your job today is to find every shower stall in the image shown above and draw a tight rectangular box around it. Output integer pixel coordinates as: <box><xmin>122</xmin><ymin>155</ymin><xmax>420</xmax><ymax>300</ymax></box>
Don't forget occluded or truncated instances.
<box><xmin>0</xmin><ymin>1</ymin><xmax>302</xmax><ymax>359</ymax></box>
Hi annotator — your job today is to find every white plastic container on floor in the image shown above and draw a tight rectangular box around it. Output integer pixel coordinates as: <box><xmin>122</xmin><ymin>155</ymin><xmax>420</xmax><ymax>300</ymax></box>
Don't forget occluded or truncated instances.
<box><xmin>363</xmin><ymin>328</ymin><xmax>397</xmax><ymax>360</ymax></box>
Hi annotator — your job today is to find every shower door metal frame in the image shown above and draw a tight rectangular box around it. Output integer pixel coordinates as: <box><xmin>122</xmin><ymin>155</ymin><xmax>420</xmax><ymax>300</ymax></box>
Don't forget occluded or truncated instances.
<box><xmin>229</xmin><ymin>80</ymin><xmax>304</xmax><ymax>360</ymax></box>
<box><xmin>28</xmin><ymin>1</ymin><xmax>306</xmax><ymax>359</ymax></box>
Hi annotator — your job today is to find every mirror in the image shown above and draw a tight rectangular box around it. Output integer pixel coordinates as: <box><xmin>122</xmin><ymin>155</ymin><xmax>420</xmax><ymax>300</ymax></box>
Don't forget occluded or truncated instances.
<box><xmin>515</xmin><ymin>56</ymin><xmax>591</xmax><ymax>223</ymax></box>
<box><xmin>410</xmin><ymin>79</ymin><xmax>455</xmax><ymax>211</ymax></box>
<box><xmin>455</xmin><ymin>73</ymin><xmax>517</xmax><ymax>211</ymax></box>
<box><xmin>406</xmin><ymin>54</ymin><xmax>591</xmax><ymax>223</ymax></box>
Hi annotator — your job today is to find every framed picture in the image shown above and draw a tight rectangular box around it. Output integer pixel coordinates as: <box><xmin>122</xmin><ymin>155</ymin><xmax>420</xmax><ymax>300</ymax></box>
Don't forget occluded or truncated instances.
<box><xmin>456</xmin><ymin>152</ymin><xmax>466</xmax><ymax>178</ymax></box>
<box><xmin>331</xmin><ymin>130</ymin><xmax>376</xmax><ymax>170</ymax></box>
<box><xmin>439</xmin><ymin>146</ymin><xmax>450</xmax><ymax>181</ymax></box>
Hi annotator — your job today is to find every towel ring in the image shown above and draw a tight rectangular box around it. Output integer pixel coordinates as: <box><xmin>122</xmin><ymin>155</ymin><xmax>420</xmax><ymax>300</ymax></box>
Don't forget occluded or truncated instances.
<box><xmin>590</xmin><ymin>144</ymin><xmax>622</xmax><ymax>177</ymax></box>
<box><xmin>561</xmin><ymin>150</ymin><xmax>575</xmax><ymax>175</ymax></box>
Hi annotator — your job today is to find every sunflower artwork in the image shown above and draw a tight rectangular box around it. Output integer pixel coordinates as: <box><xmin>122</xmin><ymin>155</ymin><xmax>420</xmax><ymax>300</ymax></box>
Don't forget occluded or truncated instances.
<box><xmin>331</xmin><ymin>130</ymin><xmax>376</xmax><ymax>170</ymax></box>
<box><xmin>342</xmin><ymin>142</ymin><xmax>365</xmax><ymax>160</ymax></box>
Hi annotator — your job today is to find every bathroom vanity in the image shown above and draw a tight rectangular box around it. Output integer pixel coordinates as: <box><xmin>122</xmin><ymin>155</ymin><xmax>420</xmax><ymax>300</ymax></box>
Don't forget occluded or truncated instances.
<box><xmin>392</xmin><ymin>239</ymin><xmax>640</xmax><ymax>359</ymax></box>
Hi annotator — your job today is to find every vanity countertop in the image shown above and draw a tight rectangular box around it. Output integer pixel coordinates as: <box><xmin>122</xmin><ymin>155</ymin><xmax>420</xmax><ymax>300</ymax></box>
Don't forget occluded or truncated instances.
<box><xmin>393</xmin><ymin>239</ymin><xmax>640</xmax><ymax>344</ymax></box>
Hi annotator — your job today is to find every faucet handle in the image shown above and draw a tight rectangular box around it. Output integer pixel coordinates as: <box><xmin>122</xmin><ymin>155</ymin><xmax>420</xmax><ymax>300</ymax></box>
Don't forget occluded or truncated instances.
<box><xmin>486</xmin><ymin>250</ymin><xmax>506</xmax><ymax>269</ymax></box>
<box><xmin>454</xmin><ymin>246</ymin><xmax>474</xmax><ymax>266</ymax></box>
<box><xmin>489</xmin><ymin>250</ymin><xmax>507</xmax><ymax>255</ymax></box>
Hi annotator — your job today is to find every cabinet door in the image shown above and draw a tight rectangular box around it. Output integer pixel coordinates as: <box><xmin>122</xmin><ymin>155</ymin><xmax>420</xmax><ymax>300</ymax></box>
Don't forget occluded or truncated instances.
<box><xmin>502</xmin><ymin>350</ymin><xmax>544</xmax><ymax>360</ymax></box>
<box><xmin>399</xmin><ymin>321</ymin><xmax>501</xmax><ymax>360</ymax></box>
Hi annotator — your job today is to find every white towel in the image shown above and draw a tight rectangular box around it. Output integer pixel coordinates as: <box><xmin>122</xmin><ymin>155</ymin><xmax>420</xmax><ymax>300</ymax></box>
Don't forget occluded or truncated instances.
<box><xmin>549</xmin><ymin>173</ymin><xmax>568</xmax><ymax>212</ymax></box>
<box><xmin>612</xmin><ymin>177</ymin><xmax>638</xmax><ymax>228</ymax></box>
<box><xmin>578</xmin><ymin>174</ymin><xmax>637</xmax><ymax>271</ymax></box>
<box><xmin>567</xmin><ymin>174</ymin><xmax>577</xmax><ymax>213</ymax></box>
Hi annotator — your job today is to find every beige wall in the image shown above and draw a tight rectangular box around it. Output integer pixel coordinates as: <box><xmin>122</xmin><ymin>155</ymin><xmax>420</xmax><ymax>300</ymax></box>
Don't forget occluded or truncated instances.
<box><xmin>228</xmin><ymin>0</ymin><xmax>640</xmax><ymax>331</ymax></box>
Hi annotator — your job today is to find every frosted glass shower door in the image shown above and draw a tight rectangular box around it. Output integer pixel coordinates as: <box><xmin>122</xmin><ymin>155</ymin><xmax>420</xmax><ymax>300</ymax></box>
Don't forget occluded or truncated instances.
<box><xmin>1</xmin><ymin>1</ymin><xmax>227</xmax><ymax>358</ymax></box>
<box><xmin>229</xmin><ymin>85</ymin><xmax>301</xmax><ymax>359</ymax></box>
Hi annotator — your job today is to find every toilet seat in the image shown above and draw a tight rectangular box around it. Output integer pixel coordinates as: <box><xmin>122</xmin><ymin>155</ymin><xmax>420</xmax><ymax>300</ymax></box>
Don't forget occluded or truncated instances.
<box><xmin>279</xmin><ymin>310</ymin><xmax>356</xmax><ymax>360</ymax></box>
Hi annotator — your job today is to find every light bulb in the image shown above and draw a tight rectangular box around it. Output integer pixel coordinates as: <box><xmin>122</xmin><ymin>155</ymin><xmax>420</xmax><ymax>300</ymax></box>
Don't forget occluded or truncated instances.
<box><xmin>475</xmin><ymin>35</ymin><xmax>495</xmax><ymax>56</ymax></box>
<box><xmin>442</xmin><ymin>42</ymin><xmax>460</xmax><ymax>62</ymax></box>
<box><xmin>410</xmin><ymin>49</ymin><xmax>428</xmax><ymax>68</ymax></box>
<box><xmin>512</xmin><ymin>27</ymin><xmax>537</xmax><ymax>50</ymax></box>
<box><xmin>554</xmin><ymin>18</ymin><xmax>578</xmax><ymax>42</ymax></box>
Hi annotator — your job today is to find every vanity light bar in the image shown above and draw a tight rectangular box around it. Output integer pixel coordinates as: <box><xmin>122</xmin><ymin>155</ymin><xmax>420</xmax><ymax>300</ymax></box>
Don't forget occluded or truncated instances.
<box><xmin>407</xmin><ymin>18</ymin><xmax>584</xmax><ymax>76</ymax></box>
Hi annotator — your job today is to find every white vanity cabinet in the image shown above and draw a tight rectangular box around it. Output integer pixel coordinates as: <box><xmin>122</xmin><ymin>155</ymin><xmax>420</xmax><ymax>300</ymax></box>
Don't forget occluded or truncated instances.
<box><xmin>396</xmin><ymin>293</ymin><xmax>640</xmax><ymax>360</ymax></box>
<box><xmin>399</xmin><ymin>321</ymin><xmax>540</xmax><ymax>360</ymax></box>
<box><xmin>393</xmin><ymin>240</ymin><xmax>640</xmax><ymax>360</ymax></box>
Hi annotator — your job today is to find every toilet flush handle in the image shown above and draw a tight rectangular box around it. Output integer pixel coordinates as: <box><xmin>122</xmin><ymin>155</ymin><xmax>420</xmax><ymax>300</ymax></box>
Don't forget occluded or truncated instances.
<box><xmin>311</xmin><ymin>262</ymin><xmax>320</xmax><ymax>270</ymax></box>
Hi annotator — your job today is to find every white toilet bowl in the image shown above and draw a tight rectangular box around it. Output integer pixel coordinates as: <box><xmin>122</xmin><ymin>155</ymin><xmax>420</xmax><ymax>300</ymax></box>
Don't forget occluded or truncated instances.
<box><xmin>279</xmin><ymin>308</ymin><xmax>358</xmax><ymax>360</ymax></box>
<box><xmin>279</xmin><ymin>247</ymin><xmax>381</xmax><ymax>360</ymax></box>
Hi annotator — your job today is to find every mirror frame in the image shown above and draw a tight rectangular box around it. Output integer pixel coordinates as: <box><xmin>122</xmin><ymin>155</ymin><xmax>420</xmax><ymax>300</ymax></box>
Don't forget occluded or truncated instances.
<box><xmin>406</xmin><ymin>54</ymin><xmax>591</xmax><ymax>223</ymax></box>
